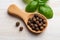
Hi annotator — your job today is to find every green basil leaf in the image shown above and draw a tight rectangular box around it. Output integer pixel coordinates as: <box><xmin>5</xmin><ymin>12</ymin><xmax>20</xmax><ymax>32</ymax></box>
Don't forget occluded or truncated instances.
<box><xmin>38</xmin><ymin>5</ymin><xmax>53</xmax><ymax>19</ymax></box>
<box><xmin>26</xmin><ymin>1</ymin><xmax>38</xmax><ymax>12</ymax></box>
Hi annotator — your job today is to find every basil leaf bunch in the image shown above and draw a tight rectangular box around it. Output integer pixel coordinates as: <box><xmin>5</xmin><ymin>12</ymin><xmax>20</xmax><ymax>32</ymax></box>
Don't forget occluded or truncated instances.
<box><xmin>24</xmin><ymin>0</ymin><xmax>53</xmax><ymax>19</ymax></box>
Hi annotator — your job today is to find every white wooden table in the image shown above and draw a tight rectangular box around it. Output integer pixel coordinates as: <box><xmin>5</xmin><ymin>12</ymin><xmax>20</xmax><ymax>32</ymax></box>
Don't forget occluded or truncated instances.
<box><xmin>0</xmin><ymin>0</ymin><xmax>60</xmax><ymax>40</ymax></box>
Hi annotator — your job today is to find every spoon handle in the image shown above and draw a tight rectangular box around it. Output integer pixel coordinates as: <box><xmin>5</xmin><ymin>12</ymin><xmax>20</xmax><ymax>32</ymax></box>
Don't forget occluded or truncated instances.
<box><xmin>8</xmin><ymin>4</ymin><xmax>28</xmax><ymax>20</ymax></box>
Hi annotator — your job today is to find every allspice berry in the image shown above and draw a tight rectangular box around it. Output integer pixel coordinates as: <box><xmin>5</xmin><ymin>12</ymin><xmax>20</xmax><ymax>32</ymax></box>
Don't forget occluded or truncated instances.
<box><xmin>16</xmin><ymin>22</ymin><xmax>20</xmax><ymax>27</ymax></box>
<box><xmin>19</xmin><ymin>27</ymin><xmax>23</xmax><ymax>31</ymax></box>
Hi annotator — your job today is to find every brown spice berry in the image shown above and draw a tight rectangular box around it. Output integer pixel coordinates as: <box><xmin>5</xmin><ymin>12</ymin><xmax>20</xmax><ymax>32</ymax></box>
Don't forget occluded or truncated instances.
<box><xmin>36</xmin><ymin>21</ymin><xmax>39</xmax><ymax>24</ymax></box>
<box><xmin>39</xmin><ymin>19</ymin><xmax>42</xmax><ymax>22</ymax></box>
<box><xmin>35</xmin><ymin>27</ymin><xmax>39</xmax><ymax>31</ymax></box>
<box><xmin>30</xmin><ymin>23</ymin><xmax>33</xmax><ymax>27</ymax></box>
<box><xmin>34</xmin><ymin>14</ymin><xmax>38</xmax><ymax>18</ymax></box>
<box><xmin>33</xmin><ymin>17</ymin><xmax>36</xmax><ymax>22</ymax></box>
<box><xmin>27</xmin><ymin>21</ymin><xmax>31</xmax><ymax>25</ymax></box>
<box><xmin>40</xmin><ymin>22</ymin><xmax>43</xmax><ymax>25</ymax></box>
<box><xmin>19</xmin><ymin>27</ymin><xmax>23</xmax><ymax>31</ymax></box>
<box><xmin>16</xmin><ymin>22</ymin><xmax>20</xmax><ymax>27</ymax></box>
<box><xmin>38</xmin><ymin>23</ymin><xmax>42</xmax><ymax>26</ymax></box>
<box><xmin>32</xmin><ymin>26</ymin><xmax>35</xmax><ymax>30</ymax></box>
<box><xmin>36</xmin><ymin>17</ymin><xmax>39</xmax><ymax>20</ymax></box>
<box><xmin>34</xmin><ymin>24</ymin><xmax>38</xmax><ymax>28</ymax></box>
<box><xmin>40</xmin><ymin>26</ymin><xmax>44</xmax><ymax>30</ymax></box>
<box><xmin>43</xmin><ymin>20</ymin><xmax>46</xmax><ymax>24</ymax></box>
<box><xmin>43</xmin><ymin>24</ymin><xmax>46</xmax><ymax>27</ymax></box>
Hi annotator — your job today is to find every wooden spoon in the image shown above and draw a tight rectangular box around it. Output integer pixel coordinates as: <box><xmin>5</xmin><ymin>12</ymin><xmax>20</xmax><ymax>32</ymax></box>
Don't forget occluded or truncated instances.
<box><xmin>8</xmin><ymin>4</ymin><xmax>47</xmax><ymax>34</ymax></box>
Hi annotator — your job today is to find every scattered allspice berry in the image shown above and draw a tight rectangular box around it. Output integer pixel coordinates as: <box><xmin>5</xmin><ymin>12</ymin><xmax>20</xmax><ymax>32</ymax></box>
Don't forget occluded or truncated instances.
<box><xmin>19</xmin><ymin>27</ymin><xmax>23</xmax><ymax>31</ymax></box>
<box><xmin>16</xmin><ymin>22</ymin><xmax>20</xmax><ymax>27</ymax></box>
<box><xmin>15</xmin><ymin>22</ymin><xmax>23</xmax><ymax>31</ymax></box>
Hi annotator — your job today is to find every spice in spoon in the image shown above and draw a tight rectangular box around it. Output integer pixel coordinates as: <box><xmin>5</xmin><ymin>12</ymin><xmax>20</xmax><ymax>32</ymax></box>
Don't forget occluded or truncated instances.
<box><xmin>27</xmin><ymin>14</ymin><xmax>47</xmax><ymax>31</ymax></box>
